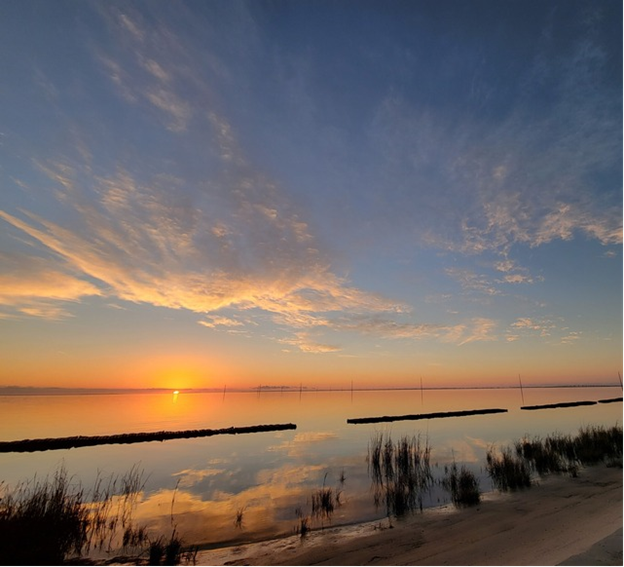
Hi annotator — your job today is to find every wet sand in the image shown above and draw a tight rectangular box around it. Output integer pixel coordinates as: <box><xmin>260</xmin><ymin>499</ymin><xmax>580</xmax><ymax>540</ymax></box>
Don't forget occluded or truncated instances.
<box><xmin>198</xmin><ymin>465</ymin><xmax>622</xmax><ymax>566</ymax></box>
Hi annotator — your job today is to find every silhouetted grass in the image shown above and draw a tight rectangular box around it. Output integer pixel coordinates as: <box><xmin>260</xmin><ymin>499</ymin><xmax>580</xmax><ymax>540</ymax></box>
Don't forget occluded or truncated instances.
<box><xmin>148</xmin><ymin>531</ymin><xmax>191</xmax><ymax>566</ymax></box>
<box><xmin>0</xmin><ymin>465</ymin><xmax>145</xmax><ymax>565</ymax></box>
<box><xmin>310</xmin><ymin>473</ymin><xmax>341</xmax><ymax>528</ymax></box>
<box><xmin>486</xmin><ymin>447</ymin><xmax>532</xmax><ymax>490</ymax></box>
<box><xmin>293</xmin><ymin>472</ymin><xmax>343</xmax><ymax>536</ymax></box>
<box><xmin>442</xmin><ymin>462</ymin><xmax>481</xmax><ymax>507</ymax></box>
<box><xmin>294</xmin><ymin>507</ymin><xmax>310</xmax><ymax>537</ymax></box>
<box><xmin>368</xmin><ymin>434</ymin><xmax>433</xmax><ymax>517</ymax></box>
<box><xmin>234</xmin><ymin>506</ymin><xmax>245</xmax><ymax>529</ymax></box>
<box><xmin>311</xmin><ymin>486</ymin><xmax>335</xmax><ymax>520</ymax></box>
<box><xmin>515</xmin><ymin>424</ymin><xmax>623</xmax><ymax>473</ymax></box>
<box><xmin>487</xmin><ymin>424</ymin><xmax>622</xmax><ymax>490</ymax></box>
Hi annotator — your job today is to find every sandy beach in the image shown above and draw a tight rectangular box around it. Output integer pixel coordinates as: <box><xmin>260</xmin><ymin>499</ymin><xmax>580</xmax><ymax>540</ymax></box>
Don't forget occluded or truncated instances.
<box><xmin>197</xmin><ymin>465</ymin><xmax>622</xmax><ymax>566</ymax></box>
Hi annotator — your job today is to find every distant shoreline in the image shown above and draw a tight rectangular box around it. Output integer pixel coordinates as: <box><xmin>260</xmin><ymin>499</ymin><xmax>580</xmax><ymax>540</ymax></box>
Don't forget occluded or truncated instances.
<box><xmin>0</xmin><ymin>383</ymin><xmax>621</xmax><ymax>396</ymax></box>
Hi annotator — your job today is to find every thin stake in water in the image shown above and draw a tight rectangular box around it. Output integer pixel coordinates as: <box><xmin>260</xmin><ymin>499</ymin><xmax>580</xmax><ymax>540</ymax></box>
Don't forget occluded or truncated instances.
<box><xmin>518</xmin><ymin>374</ymin><xmax>525</xmax><ymax>405</ymax></box>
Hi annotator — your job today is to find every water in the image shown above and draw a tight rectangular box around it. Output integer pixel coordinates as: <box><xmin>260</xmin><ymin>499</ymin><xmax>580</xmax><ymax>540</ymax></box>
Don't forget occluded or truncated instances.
<box><xmin>0</xmin><ymin>387</ymin><xmax>620</xmax><ymax>552</ymax></box>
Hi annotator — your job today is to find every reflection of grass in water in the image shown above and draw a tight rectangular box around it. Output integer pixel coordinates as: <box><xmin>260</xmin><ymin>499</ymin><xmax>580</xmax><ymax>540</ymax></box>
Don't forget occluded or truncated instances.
<box><xmin>441</xmin><ymin>461</ymin><xmax>480</xmax><ymax>507</ymax></box>
<box><xmin>0</xmin><ymin>465</ymin><xmax>147</xmax><ymax>564</ymax></box>
<box><xmin>487</xmin><ymin>424</ymin><xmax>623</xmax><ymax>490</ymax></box>
<box><xmin>367</xmin><ymin>434</ymin><xmax>433</xmax><ymax>518</ymax></box>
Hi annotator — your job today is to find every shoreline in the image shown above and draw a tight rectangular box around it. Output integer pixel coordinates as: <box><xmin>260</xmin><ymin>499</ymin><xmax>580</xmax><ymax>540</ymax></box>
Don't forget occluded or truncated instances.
<box><xmin>195</xmin><ymin>465</ymin><xmax>622</xmax><ymax>566</ymax></box>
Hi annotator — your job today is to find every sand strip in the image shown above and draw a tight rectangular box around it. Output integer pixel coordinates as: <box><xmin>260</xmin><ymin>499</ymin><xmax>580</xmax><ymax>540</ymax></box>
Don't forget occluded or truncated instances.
<box><xmin>558</xmin><ymin>527</ymin><xmax>623</xmax><ymax>566</ymax></box>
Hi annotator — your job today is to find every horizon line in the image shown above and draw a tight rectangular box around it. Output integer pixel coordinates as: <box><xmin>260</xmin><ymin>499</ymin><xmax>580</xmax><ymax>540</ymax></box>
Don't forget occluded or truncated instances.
<box><xmin>0</xmin><ymin>383</ymin><xmax>621</xmax><ymax>396</ymax></box>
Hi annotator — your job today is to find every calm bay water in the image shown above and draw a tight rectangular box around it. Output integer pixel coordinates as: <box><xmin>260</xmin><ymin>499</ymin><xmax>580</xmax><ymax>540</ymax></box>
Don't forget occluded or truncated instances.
<box><xmin>0</xmin><ymin>387</ymin><xmax>621</xmax><ymax>552</ymax></box>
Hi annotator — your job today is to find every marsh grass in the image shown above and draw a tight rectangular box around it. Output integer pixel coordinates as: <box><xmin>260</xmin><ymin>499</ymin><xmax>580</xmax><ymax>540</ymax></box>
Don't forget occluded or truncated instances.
<box><xmin>442</xmin><ymin>462</ymin><xmax>480</xmax><ymax>507</ymax></box>
<box><xmin>311</xmin><ymin>486</ymin><xmax>335</xmax><ymax>520</ymax></box>
<box><xmin>234</xmin><ymin>506</ymin><xmax>245</xmax><ymax>529</ymax></box>
<box><xmin>0</xmin><ymin>465</ymin><xmax>146</xmax><ymax>565</ymax></box>
<box><xmin>515</xmin><ymin>424</ymin><xmax>623</xmax><ymax>474</ymax></box>
<box><xmin>293</xmin><ymin>472</ymin><xmax>344</xmax><ymax>536</ymax></box>
<box><xmin>486</xmin><ymin>447</ymin><xmax>533</xmax><ymax>490</ymax></box>
<box><xmin>367</xmin><ymin>434</ymin><xmax>433</xmax><ymax>518</ymax></box>
<box><xmin>487</xmin><ymin>424</ymin><xmax>622</xmax><ymax>490</ymax></box>
<box><xmin>294</xmin><ymin>507</ymin><xmax>310</xmax><ymax>537</ymax></box>
<box><xmin>147</xmin><ymin>530</ymin><xmax>196</xmax><ymax>566</ymax></box>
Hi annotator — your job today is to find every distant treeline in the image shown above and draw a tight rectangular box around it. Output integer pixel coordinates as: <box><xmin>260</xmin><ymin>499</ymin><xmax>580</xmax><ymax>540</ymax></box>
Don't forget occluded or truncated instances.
<box><xmin>0</xmin><ymin>423</ymin><xmax>297</xmax><ymax>453</ymax></box>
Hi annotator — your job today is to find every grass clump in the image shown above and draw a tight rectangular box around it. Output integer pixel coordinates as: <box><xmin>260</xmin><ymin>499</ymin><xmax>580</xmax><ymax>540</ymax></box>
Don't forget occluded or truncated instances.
<box><xmin>311</xmin><ymin>486</ymin><xmax>335</xmax><ymax>521</ymax></box>
<box><xmin>486</xmin><ymin>447</ymin><xmax>532</xmax><ymax>490</ymax></box>
<box><xmin>293</xmin><ymin>471</ymin><xmax>344</xmax><ymax>536</ymax></box>
<box><xmin>147</xmin><ymin>531</ymin><xmax>186</xmax><ymax>566</ymax></box>
<box><xmin>0</xmin><ymin>465</ymin><xmax>146</xmax><ymax>565</ymax></box>
<box><xmin>368</xmin><ymin>433</ymin><xmax>433</xmax><ymax>518</ymax></box>
<box><xmin>487</xmin><ymin>424</ymin><xmax>622</xmax><ymax>490</ymax></box>
<box><xmin>442</xmin><ymin>462</ymin><xmax>481</xmax><ymax>507</ymax></box>
<box><xmin>515</xmin><ymin>424</ymin><xmax>623</xmax><ymax>475</ymax></box>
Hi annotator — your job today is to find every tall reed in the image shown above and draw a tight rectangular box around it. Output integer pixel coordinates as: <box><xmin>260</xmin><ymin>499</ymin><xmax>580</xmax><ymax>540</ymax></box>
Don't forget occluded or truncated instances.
<box><xmin>0</xmin><ymin>465</ymin><xmax>146</xmax><ymax>564</ymax></box>
<box><xmin>367</xmin><ymin>433</ymin><xmax>433</xmax><ymax>518</ymax></box>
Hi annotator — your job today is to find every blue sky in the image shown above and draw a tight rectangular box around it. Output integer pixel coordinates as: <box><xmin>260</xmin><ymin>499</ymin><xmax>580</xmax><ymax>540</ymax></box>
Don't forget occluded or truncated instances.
<box><xmin>0</xmin><ymin>0</ymin><xmax>621</xmax><ymax>388</ymax></box>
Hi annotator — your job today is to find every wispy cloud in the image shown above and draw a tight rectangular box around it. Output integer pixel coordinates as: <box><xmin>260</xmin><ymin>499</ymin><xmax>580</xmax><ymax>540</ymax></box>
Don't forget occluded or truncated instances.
<box><xmin>198</xmin><ymin>316</ymin><xmax>244</xmax><ymax>329</ymax></box>
<box><xmin>504</xmin><ymin>317</ymin><xmax>583</xmax><ymax>344</ymax></box>
<box><xmin>279</xmin><ymin>332</ymin><xmax>342</xmax><ymax>354</ymax></box>
<box><xmin>445</xmin><ymin>267</ymin><xmax>500</xmax><ymax>296</ymax></box>
<box><xmin>0</xmin><ymin>253</ymin><xmax>101</xmax><ymax>319</ymax></box>
<box><xmin>368</xmin><ymin>10</ymin><xmax>621</xmax><ymax>260</ymax></box>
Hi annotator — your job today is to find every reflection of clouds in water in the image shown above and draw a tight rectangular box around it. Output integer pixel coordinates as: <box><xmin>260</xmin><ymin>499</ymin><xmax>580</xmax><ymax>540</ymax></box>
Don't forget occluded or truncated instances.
<box><xmin>134</xmin><ymin>455</ymin><xmax>376</xmax><ymax>547</ymax></box>
<box><xmin>171</xmin><ymin>467</ymin><xmax>223</xmax><ymax>488</ymax></box>
<box><xmin>268</xmin><ymin>431</ymin><xmax>338</xmax><ymax>457</ymax></box>
<box><xmin>435</xmin><ymin>436</ymin><xmax>489</xmax><ymax>465</ymax></box>
<box><xmin>255</xmin><ymin>463</ymin><xmax>325</xmax><ymax>488</ymax></box>
<box><xmin>135</xmin><ymin>462</ymin><xmax>329</xmax><ymax>545</ymax></box>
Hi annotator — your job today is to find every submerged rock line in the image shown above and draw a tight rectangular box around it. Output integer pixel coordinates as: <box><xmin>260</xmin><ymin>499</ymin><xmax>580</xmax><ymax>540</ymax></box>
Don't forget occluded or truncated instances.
<box><xmin>521</xmin><ymin>401</ymin><xmax>597</xmax><ymax>410</ymax></box>
<box><xmin>0</xmin><ymin>423</ymin><xmax>297</xmax><ymax>453</ymax></box>
<box><xmin>346</xmin><ymin>408</ymin><xmax>508</xmax><ymax>424</ymax></box>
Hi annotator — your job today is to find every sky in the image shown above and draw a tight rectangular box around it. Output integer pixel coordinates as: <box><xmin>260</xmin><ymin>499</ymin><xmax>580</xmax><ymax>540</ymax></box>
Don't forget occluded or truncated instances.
<box><xmin>0</xmin><ymin>0</ymin><xmax>621</xmax><ymax>390</ymax></box>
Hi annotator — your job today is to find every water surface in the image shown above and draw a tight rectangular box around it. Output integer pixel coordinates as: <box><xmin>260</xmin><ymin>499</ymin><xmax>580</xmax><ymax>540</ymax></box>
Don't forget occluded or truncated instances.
<box><xmin>0</xmin><ymin>387</ymin><xmax>620</xmax><ymax>552</ymax></box>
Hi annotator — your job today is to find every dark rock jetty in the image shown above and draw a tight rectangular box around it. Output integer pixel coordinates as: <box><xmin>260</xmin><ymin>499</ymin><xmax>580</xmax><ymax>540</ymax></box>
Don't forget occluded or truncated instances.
<box><xmin>521</xmin><ymin>401</ymin><xmax>597</xmax><ymax>410</ymax></box>
<box><xmin>347</xmin><ymin>407</ymin><xmax>508</xmax><ymax>424</ymax></box>
<box><xmin>0</xmin><ymin>423</ymin><xmax>297</xmax><ymax>453</ymax></box>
